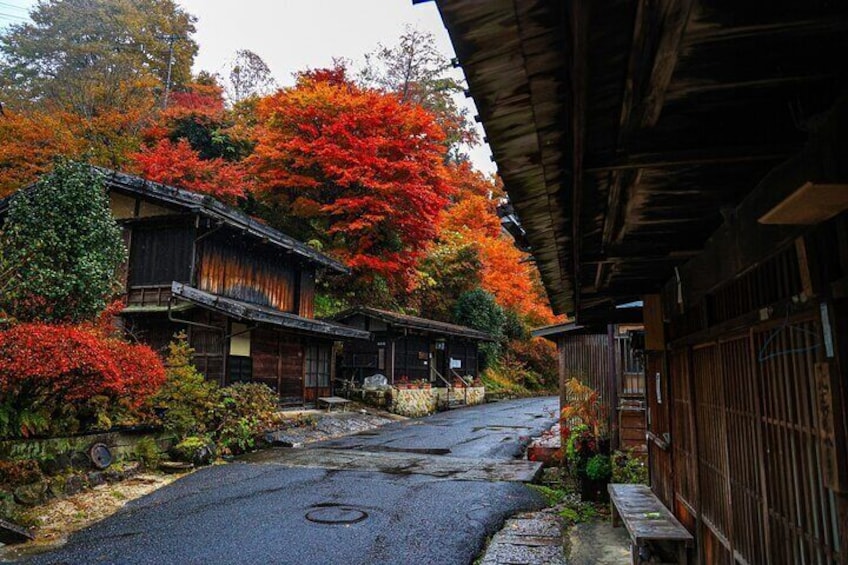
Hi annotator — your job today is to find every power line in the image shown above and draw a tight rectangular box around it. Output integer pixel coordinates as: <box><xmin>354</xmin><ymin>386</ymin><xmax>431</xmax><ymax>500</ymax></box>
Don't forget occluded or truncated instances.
<box><xmin>0</xmin><ymin>1</ymin><xmax>27</xmax><ymax>12</ymax></box>
<box><xmin>0</xmin><ymin>11</ymin><xmax>27</xmax><ymax>20</ymax></box>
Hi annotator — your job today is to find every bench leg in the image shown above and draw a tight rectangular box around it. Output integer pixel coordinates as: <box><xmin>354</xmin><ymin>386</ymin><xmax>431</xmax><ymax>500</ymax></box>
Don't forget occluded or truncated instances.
<box><xmin>676</xmin><ymin>544</ymin><xmax>689</xmax><ymax>565</ymax></box>
<box><xmin>611</xmin><ymin>500</ymin><xmax>621</xmax><ymax>528</ymax></box>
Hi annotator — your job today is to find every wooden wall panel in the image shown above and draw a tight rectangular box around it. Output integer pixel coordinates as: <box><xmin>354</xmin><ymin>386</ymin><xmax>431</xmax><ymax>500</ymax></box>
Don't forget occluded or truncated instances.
<box><xmin>298</xmin><ymin>267</ymin><xmax>315</xmax><ymax>319</ymax></box>
<box><xmin>646</xmin><ymin>350</ymin><xmax>673</xmax><ymax>508</ymax></box>
<box><xmin>558</xmin><ymin>333</ymin><xmax>613</xmax><ymax>418</ymax></box>
<box><xmin>670</xmin><ymin>348</ymin><xmax>697</xmax><ymax>517</ymax></box>
<box><xmin>198</xmin><ymin>237</ymin><xmax>297</xmax><ymax>312</ymax></box>
<box><xmin>278</xmin><ymin>338</ymin><xmax>303</xmax><ymax>400</ymax></box>
<box><xmin>721</xmin><ymin>336</ymin><xmax>768</xmax><ymax>561</ymax></box>
<box><xmin>754</xmin><ymin>317</ymin><xmax>839</xmax><ymax>564</ymax></box>
<box><xmin>644</xmin><ymin>294</ymin><xmax>666</xmax><ymax>351</ymax></box>
<box><xmin>128</xmin><ymin>225</ymin><xmax>193</xmax><ymax>286</ymax></box>
<box><xmin>251</xmin><ymin>329</ymin><xmax>280</xmax><ymax>393</ymax></box>
<box><xmin>693</xmin><ymin>344</ymin><xmax>732</xmax><ymax>553</ymax></box>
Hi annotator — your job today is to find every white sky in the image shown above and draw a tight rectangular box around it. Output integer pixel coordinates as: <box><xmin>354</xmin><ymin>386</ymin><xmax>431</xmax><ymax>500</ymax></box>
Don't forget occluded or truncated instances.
<box><xmin>0</xmin><ymin>0</ymin><xmax>495</xmax><ymax>174</ymax></box>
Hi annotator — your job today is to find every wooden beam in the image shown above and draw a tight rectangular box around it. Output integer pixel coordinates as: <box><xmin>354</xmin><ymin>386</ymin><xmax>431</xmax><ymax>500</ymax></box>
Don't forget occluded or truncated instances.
<box><xmin>643</xmin><ymin>294</ymin><xmax>665</xmax><ymax>351</ymax></box>
<box><xmin>672</xmin><ymin>97</ymin><xmax>848</xmax><ymax>307</ymax></box>
<box><xmin>633</xmin><ymin>0</ymin><xmax>694</xmax><ymax>128</ymax></box>
<box><xmin>586</xmin><ymin>147</ymin><xmax>794</xmax><ymax>173</ymax></box>
<box><xmin>570</xmin><ymin>0</ymin><xmax>589</xmax><ymax>314</ymax></box>
<box><xmin>758</xmin><ymin>182</ymin><xmax>848</xmax><ymax>225</ymax></box>
<box><xmin>601</xmin><ymin>0</ymin><xmax>693</xmax><ymax>253</ymax></box>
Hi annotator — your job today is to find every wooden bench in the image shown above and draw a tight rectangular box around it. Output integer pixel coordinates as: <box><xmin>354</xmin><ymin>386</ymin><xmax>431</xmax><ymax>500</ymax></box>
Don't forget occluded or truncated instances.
<box><xmin>609</xmin><ymin>484</ymin><xmax>694</xmax><ymax>564</ymax></box>
<box><xmin>317</xmin><ymin>396</ymin><xmax>351</xmax><ymax>413</ymax></box>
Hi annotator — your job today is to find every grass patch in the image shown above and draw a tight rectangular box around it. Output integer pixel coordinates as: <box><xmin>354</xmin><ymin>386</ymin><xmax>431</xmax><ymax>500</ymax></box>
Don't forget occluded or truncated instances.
<box><xmin>528</xmin><ymin>484</ymin><xmax>568</xmax><ymax>506</ymax></box>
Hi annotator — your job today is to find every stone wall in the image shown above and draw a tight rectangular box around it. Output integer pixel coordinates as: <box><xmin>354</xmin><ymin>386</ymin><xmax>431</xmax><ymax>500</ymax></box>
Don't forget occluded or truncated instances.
<box><xmin>389</xmin><ymin>388</ymin><xmax>438</xmax><ymax>418</ymax></box>
<box><xmin>434</xmin><ymin>386</ymin><xmax>485</xmax><ymax>408</ymax></box>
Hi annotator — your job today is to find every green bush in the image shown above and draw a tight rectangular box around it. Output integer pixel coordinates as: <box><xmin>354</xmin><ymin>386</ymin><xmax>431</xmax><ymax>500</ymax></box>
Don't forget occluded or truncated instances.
<box><xmin>612</xmin><ymin>450</ymin><xmax>648</xmax><ymax>484</ymax></box>
<box><xmin>0</xmin><ymin>459</ymin><xmax>43</xmax><ymax>487</ymax></box>
<box><xmin>153</xmin><ymin>332</ymin><xmax>221</xmax><ymax>439</ymax></box>
<box><xmin>132</xmin><ymin>437</ymin><xmax>161</xmax><ymax>469</ymax></box>
<box><xmin>172</xmin><ymin>436</ymin><xmax>215</xmax><ymax>466</ymax></box>
<box><xmin>453</xmin><ymin>289</ymin><xmax>505</xmax><ymax>368</ymax></box>
<box><xmin>585</xmin><ymin>454</ymin><xmax>612</xmax><ymax>481</ymax></box>
<box><xmin>0</xmin><ymin>160</ymin><xmax>127</xmax><ymax>323</ymax></box>
<box><xmin>217</xmin><ymin>382</ymin><xmax>278</xmax><ymax>455</ymax></box>
<box><xmin>153</xmin><ymin>335</ymin><xmax>280</xmax><ymax>458</ymax></box>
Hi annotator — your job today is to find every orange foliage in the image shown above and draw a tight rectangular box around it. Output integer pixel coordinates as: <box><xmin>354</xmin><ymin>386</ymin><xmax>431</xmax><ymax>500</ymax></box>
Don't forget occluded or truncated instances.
<box><xmin>249</xmin><ymin>65</ymin><xmax>451</xmax><ymax>291</ymax></box>
<box><xmin>0</xmin><ymin>111</ymin><xmax>84</xmax><ymax>196</ymax></box>
<box><xmin>439</xmin><ymin>195</ymin><xmax>501</xmax><ymax>238</ymax></box>
<box><xmin>438</xmin><ymin>162</ymin><xmax>556</xmax><ymax>326</ymax></box>
<box><xmin>446</xmin><ymin>161</ymin><xmax>503</xmax><ymax>201</ymax></box>
<box><xmin>131</xmin><ymin>139</ymin><xmax>250</xmax><ymax>202</ymax></box>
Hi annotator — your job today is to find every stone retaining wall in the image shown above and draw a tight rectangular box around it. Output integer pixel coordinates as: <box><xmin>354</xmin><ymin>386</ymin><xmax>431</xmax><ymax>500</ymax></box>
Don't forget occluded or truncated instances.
<box><xmin>386</xmin><ymin>386</ymin><xmax>487</xmax><ymax>417</ymax></box>
<box><xmin>389</xmin><ymin>388</ymin><xmax>438</xmax><ymax>418</ymax></box>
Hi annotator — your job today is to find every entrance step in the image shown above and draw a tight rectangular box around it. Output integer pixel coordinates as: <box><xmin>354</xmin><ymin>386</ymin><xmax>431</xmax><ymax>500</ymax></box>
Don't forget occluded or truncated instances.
<box><xmin>243</xmin><ymin>448</ymin><xmax>544</xmax><ymax>483</ymax></box>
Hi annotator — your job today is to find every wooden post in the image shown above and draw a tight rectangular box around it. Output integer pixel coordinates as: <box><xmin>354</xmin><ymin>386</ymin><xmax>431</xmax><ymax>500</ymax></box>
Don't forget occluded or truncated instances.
<box><xmin>608</xmin><ymin>323</ymin><xmax>620</xmax><ymax>450</ymax></box>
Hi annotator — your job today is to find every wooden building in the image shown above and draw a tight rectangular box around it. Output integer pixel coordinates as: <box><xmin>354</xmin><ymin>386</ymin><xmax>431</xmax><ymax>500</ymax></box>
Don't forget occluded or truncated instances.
<box><xmin>332</xmin><ymin>307</ymin><xmax>493</xmax><ymax>385</ymax></box>
<box><xmin>533</xmin><ymin>321</ymin><xmax>647</xmax><ymax>453</ymax></box>
<box><xmin>105</xmin><ymin>168</ymin><xmax>369</xmax><ymax>404</ymax></box>
<box><xmin>434</xmin><ymin>1</ymin><xmax>848</xmax><ymax>562</ymax></box>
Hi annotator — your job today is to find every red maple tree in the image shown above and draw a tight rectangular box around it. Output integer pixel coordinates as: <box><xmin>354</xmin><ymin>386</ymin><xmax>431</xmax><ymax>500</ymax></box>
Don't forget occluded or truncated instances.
<box><xmin>249</xmin><ymin>64</ymin><xmax>451</xmax><ymax>292</ymax></box>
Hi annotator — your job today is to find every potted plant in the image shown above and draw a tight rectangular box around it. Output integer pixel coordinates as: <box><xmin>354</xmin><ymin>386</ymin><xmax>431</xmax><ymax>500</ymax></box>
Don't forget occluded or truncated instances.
<box><xmin>560</xmin><ymin>378</ymin><xmax>611</xmax><ymax>501</ymax></box>
<box><xmin>582</xmin><ymin>454</ymin><xmax>612</xmax><ymax>502</ymax></box>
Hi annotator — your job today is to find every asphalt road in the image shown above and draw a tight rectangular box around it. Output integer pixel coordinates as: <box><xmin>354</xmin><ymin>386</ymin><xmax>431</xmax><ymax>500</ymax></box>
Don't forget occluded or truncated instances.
<box><xmin>23</xmin><ymin>396</ymin><xmax>559</xmax><ymax>565</ymax></box>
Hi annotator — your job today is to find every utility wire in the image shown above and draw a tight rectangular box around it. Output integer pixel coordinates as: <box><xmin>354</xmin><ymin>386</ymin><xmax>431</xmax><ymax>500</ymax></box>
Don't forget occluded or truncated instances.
<box><xmin>0</xmin><ymin>2</ymin><xmax>28</xmax><ymax>12</ymax></box>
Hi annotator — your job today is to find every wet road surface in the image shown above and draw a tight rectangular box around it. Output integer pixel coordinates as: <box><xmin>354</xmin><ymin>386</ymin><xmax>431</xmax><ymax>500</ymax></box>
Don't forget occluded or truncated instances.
<box><xmin>24</xmin><ymin>396</ymin><xmax>559</xmax><ymax>565</ymax></box>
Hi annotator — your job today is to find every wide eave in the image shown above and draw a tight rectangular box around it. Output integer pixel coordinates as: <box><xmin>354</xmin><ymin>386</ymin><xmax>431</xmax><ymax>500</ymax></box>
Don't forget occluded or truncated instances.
<box><xmin>435</xmin><ymin>0</ymin><xmax>848</xmax><ymax>318</ymax></box>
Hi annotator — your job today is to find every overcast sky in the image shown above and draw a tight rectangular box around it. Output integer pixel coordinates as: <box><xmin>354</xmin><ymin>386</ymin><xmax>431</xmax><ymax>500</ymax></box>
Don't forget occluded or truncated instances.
<box><xmin>0</xmin><ymin>0</ymin><xmax>495</xmax><ymax>174</ymax></box>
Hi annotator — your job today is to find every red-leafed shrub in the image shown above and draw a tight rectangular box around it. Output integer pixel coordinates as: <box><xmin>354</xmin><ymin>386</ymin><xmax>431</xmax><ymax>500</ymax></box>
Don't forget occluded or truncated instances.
<box><xmin>104</xmin><ymin>339</ymin><xmax>167</xmax><ymax>408</ymax></box>
<box><xmin>0</xmin><ymin>323</ymin><xmax>166</xmax><ymax>438</ymax></box>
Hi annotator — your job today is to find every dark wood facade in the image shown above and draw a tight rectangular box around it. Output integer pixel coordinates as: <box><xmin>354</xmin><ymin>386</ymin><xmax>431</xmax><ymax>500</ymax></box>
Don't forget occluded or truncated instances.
<box><xmin>435</xmin><ymin>1</ymin><xmax>848</xmax><ymax>562</ymax></box>
<box><xmin>535</xmin><ymin>322</ymin><xmax>647</xmax><ymax>453</ymax></box>
<box><xmin>333</xmin><ymin>308</ymin><xmax>492</xmax><ymax>385</ymax></box>
<box><xmin>102</xmin><ymin>169</ymin><xmax>368</xmax><ymax>404</ymax></box>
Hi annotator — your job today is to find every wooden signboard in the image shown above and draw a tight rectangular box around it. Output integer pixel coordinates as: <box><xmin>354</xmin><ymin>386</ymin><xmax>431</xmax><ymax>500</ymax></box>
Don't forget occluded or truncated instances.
<box><xmin>816</xmin><ymin>362</ymin><xmax>848</xmax><ymax>493</ymax></box>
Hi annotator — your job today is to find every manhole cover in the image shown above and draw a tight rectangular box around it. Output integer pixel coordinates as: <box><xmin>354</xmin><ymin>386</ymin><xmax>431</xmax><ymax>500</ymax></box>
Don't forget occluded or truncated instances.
<box><xmin>305</xmin><ymin>505</ymin><xmax>368</xmax><ymax>525</ymax></box>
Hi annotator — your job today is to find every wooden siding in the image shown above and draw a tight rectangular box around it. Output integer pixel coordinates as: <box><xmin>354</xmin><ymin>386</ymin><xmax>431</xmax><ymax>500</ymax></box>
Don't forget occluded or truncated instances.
<box><xmin>298</xmin><ymin>268</ymin><xmax>315</xmax><ymax>319</ymax></box>
<box><xmin>395</xmin><ymin>335</ymin><xmax>431</xmax><ymax>381</ymax></box>
<box><xmin>559</xmin><ymin>331</ymin><xmax>647</xmax><ymax>452</ymax></box>
<box><xmin>188</xmin><ymin>310</ymin><xmax>226</xmax><ymax>386</ymax></box>
<box><xmin>279</xmin><ymin>339</ymin><xmax>303</xmax><ymax>400</ymax></box>
<box><xmin>197</xmin><ymin>236</ymin><xmax>297</xmax><ymax>312</ymax></box>
<box><xmin>656</xmin><ymin>222</ymin><xmax>847</xmax><ymax>564</ymax></box>
<box><xmin>447</xmin><ymin>340</ymin><xmax>478</xmax><ymax>379</ymax></box>
<box><xmin>126</xmin><ymin>285</ymin><xmax>172</xmax><ymax>307</ymax></box>
<box><xmin>251</xmin><ymin>328</ymin><xmax>282</xmax><ymax>393</ymax></box>
<box><xmin>646</xmin><ymin>350</ymin><xmax>673</xmax><ymax>509</ymax></box>
<box><xmin>128</xmin><ymin>225</ymin><xmax>193</xmax><ymax>286</ymax></box>
<box><xmin>557</xmin><ymin>333</ymin><xmax>613</xmax><ymax>413</ymax></box>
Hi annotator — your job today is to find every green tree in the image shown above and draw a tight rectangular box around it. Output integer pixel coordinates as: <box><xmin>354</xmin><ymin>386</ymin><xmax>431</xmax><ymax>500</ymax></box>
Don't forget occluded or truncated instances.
<box><xmin>0</xmin><ymin>160</ymin><xmax>127</xmax><ymax>323</ymax></box>
<box><xmin>453</xmin><ymin>288</ymin><xmax>505</xmax><ymax>367</ymax></box>
<box><xmin>0</xmin><ymin>0</ymin><xmax>198</xmax><ymax>114</ymax></box>
<box><xmin>359</xmin><ymin>25</ymin><xmax>478</xmax><ymax>160</ymax></box>
<box><xmin>413</xmin><ymin>233</ymin><xmax>482</xmax><ymax>321</ymax></box>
